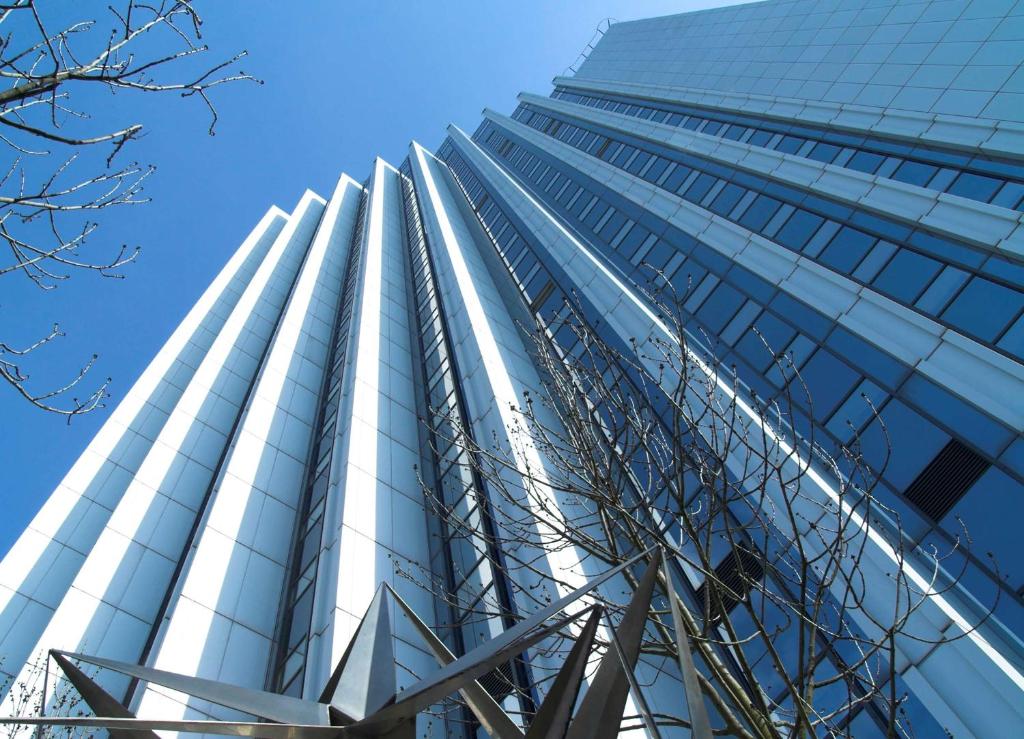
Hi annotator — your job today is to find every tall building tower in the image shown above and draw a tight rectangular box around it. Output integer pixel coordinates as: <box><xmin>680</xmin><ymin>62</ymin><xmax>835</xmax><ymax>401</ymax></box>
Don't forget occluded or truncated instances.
<box><xmin>3</xmin><ymin>1</ymin><xmax>1024</xmax><ymax>736</ymax></box>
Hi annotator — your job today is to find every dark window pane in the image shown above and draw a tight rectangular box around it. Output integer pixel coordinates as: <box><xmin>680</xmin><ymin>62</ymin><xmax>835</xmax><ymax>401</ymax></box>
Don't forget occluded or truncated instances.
<box><xmin>738</xmin><ymin>195</ymin><xmax>782</xmax><ymax>233</ymax></box>
<box><xmin>872</xmin><ymin>250</ymin><xmax>942</xmax><ymax>302</ymax></box>
<box><xmin>696</xmin><ymin>282</ymin><xmax>744</xmax><ymax>333</ymax></box>
<box><xmin>775</xmin><ymin>210</ymin><xmax>825</xmax><ymax>251</ymax></box>
<box><xmin>776</xmin><ymin>135</ymin><xmax>805</xmax><ymax>154</ymax></box>
<box><xmin>819</xmin><ymin>226</ymin><xmax>876</xmax><ymax>273</ymax></box>
<box><xmin>807</xmin><ymin>142</ymin><xmax>841</xmax><ymax>163</ymax></box>
<box><xmin>948</xmin><ymin>172</ymin><xmax>1002</xmax><ymax>202</ymax></box>
<box><xmin>735</xmin><ymin>312</ymin><xmax>797</xmax><ymax>371</ymax></box>
<box><xmin>847</xmin><ymin>150</ymin><xmax>884</xmax><ymax>174</ymax></box>
<box><xmin>795</xmin><ymin>348</ymin><xmax>860</xmax><ymax>420</ymax></box>
<box><xmin>902</xmin><ymin>375</ymin><xmax>1014</xmax><ymax>457</ymax></box>
<box><xmin>663</xmin><ymin>164</ymin><xmax>693</xmax><ymax>192</ymax></box>
<box><xmin>942</xmin><ymin>277</ymin><xmax>1024</xmax><ymax>342</ymax></box>
<box><xmin>684</xmin><ymin>172</ymin><xmax>718</xmax><ymax>202</ymax></box>
<box><xmin>992</xmin><ymin>181</ymin><xmax>1024</xmax><ymax>210</ymax></box>
<box><xmin>709</xmin><ymin>183</ymin><xmax>746</xmax><ymax>216</ymax></box>
<box><xmin>826</xmin><ymin>327</ymin><xmax>908</xmax><ymax>389</ymax></box>
<box><xmin>947</xmin><ymin>468</ymin><xmax>1024</xmax><ymax>587</ymax></box>
<box><xmin>892</xmin><ymin>160</ymin><xmax>938</xmax><ymax>187</ymax></box>
<box><xmin>859</xmin><ymin>399</ymin><xmax>950</xmax><ymax>490</ymax></box>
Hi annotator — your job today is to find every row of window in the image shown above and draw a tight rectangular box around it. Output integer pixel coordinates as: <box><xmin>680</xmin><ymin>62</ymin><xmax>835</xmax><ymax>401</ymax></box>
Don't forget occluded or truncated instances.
<box><xmin>551</xmin><ymin>87</ymin><xmax>1024</xmax><ymax>212</ymax></box>
<box><xmin>510</xmin><ymin>105</ymin><xmax>1024</xmax><ymax>363</ymax></box>
<box><xmin>439</xmin><ymin>135</ymin><xmax>917</xmax><ymax>735</ymax></box>
<box><xmin>467</xmin><ymin>122</ymin><xmax>1024</xmax><ymax>616</ymax></box>
<box><xmin>272</xmin><ymin>189</ymin><xmax>370</xmax><ymax>697</ymax></box>
<box><xmin>397</xmin><ymin>163</ymin><xmax>533</xmax><ymax>715</ymax></box>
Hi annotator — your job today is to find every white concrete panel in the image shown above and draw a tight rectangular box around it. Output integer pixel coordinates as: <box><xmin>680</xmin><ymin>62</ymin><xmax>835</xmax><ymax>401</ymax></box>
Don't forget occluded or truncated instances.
<box><xmin>135</xmin><ymin>174</ymin><xmax>362</xmax><ymax>722</ymax></box>
<box><xmin>0</xmin><ymin>209</ymin><xmax>287</xmax><ymax>683</ymax></box>
<box><xmin>2</xmin><ymin>191</ymin><xmax>326</xmax><ymax>713</ymax></box>
<box><xmin>306</xmin><ymin>160</ymin><xmax>435</xmax><ymax>699</ymax></box>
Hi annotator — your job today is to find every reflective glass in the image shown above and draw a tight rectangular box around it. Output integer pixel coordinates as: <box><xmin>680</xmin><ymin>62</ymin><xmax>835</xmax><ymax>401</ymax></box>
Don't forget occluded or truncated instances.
<box><xmin>942</xmin><ymin>277</ymin><xmax>1024</xmax><ymax>342</ymax></box>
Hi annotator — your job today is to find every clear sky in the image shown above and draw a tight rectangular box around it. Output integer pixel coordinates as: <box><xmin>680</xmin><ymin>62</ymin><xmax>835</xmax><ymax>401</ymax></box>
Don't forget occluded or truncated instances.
<box><xmin>0</xmin><ymin>1</ymin><xmax>746</xmax><ymax>557</ymax></box>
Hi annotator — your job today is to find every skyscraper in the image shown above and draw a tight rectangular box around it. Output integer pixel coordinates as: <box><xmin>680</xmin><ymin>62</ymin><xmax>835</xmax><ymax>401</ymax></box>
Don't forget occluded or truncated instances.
<box><xmin>2</xmin><ymin>1</ymin><xmax>1023</xmax><ymax>736</ymax></box>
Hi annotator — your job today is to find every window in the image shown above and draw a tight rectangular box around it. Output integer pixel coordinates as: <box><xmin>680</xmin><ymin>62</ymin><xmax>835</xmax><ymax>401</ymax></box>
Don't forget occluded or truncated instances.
<box><xmin>696</xmin><ymin>282</ymin><xmax>744</xmax><ymax>333</ymax></box>
<box><xmin>775</xmin><ymin>209</ymin><xmax>824</xmax><ymax>251</ymax></box>
<box><xmin>738</xmin><ymin>195</ymin><xmax>782</xmax><ymax>233</ymax></box>
<box><xmin>847</xmin><ymin>150</ymin><xmax>884</xmax><ymax>174</ymax></box>
<box><xmin>819</xmin><ymin>226</ymin><xmax>875</xmax><ymax>273</ymax></box>
<box><xmin>684</xmin><ymin>172</ymin><xmax>718</xmax><ymax>202</ymax></box>
<box><xmin>942</xmin><ymin>277</ymin><xmax>1024</xmax><ymax>342</ymax></box>
<box><xmin>948</xmin><ymin>172</ymin><xmax>1002</xmax><ymax>202</ymax></box>
<box><xmin>872</xmin><ymin>250</ymin><xmax>942</xmax><ymax>302</ymax></box>
<box><xmin>807</xmin><ymin>142</ymin><xmax>841</xmax><ymax>163</ymax></box>
<box><xmin>892</xmin><ymin>159</ymin><xmax>937</xmax><ymax>187</ymax></box>
<box><xmin>709</xmin><ymin>183</ymin><xmax>746</xmax><ymax>216</ymax></box>
<box><xmin>795</xmin><ymin>348</ymin><xmax>860</xmax><ymax>421</ymax></box>
<box><xmin>859</xmin><ymin>399</ymin><xmax>950</xmax><ymax>490</ymax></box>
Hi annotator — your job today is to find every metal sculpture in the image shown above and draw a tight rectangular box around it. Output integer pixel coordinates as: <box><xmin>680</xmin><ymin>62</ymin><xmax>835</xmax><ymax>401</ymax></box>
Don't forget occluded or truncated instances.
<box><xmin>0</xmin><ymin>548</ymin><xmax>713</xmax><ymax>738</ymax></box>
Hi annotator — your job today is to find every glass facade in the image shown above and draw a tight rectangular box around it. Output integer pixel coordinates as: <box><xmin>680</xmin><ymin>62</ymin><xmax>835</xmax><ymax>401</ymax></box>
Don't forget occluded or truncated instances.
<box><xmin>2</xmin><ymin>2</ymin><xmax>1023</xmax><ymax>737</ymax></box>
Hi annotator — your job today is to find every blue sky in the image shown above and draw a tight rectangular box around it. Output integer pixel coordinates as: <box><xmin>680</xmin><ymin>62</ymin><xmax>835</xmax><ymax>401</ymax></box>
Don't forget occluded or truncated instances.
<box><xmin>0</xmin><ymin>1</ymin><xmax>743</xmax><ymax>557</ymax></box>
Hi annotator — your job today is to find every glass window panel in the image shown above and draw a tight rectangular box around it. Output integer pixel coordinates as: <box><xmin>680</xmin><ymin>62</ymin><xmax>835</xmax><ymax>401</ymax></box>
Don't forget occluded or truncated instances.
<box><xmin>819</xmin><ymin>226</ymin><xmax>876</xmax><ymax>272</ymax></box>
<box><xmin>625</xmin><ymin>151</ymin><xmax>652</xmax><ymax>175</ymax></box>
<box><xmin>738</xmin><ymin>195</ymin><xmax>782</xmax><ymax>233</ymax></box>
<box><xmin>992</xmin><ymin>181</ymin><xmax>1024</xmax><ymax>210</ymax></box>
<box><xmin>642</xmin><ymin>157</ymin><xmax>670</xmax><ymax>184</ymax></box>
<box><xmin>748</xmin><ymin>130</ymin><xmax>773</xmax><ymax>147</ymax></box>
<box><xmin>708</xmin><ymin>183</ymin><xmax>746</xmax><ymax>216</ymax></box>
<box><xmin>775</xmin><ymin>135</ymin><xmax>805</xmax><ymax>154</ymax></box>
<box><xmin>288</xmin><ymin>582</ymin><xmax>315</xmax><ymax>649</ymax></box>
<box><xmin>902</xmin><ymin>374</ymin><xmax>1013</xmax><ymax>456</ymax></box>
<box><xmin>946</xmin><ymin>468</ymin><xmax>1024</xmax><ymax>589</ymax></box>
<box><xmin>826</xmin><ymin>378</ymin><xmax>887</xmax><ymax>443</ymax></box>
<box><xmin>859</xmin><ymin>399</ymin><xmax>950</xmax><ymax>490</ymax></box>
<box><xmin>807</xmin><ymin>142</ymin><xmax>841</xmax><ymax>163</ymax></box>
<box><xmin>847</xmin><ymin>150</ymin><xmax>884</xmax><ymax>174</ymax></box>
<box><xmin>872</xmin><ymin>249</ymin><xmax>942</xmax><ymax>302</ymax></box>
<box><xmin>735</xmin><ymin>312</ymin><xmax>796</xmax><ymax>371</ymax></box>
<box><xmin>720</xmin><ymin>301</ymin><xmax>761</xmax><ymax>346</ymax></box>
<box><xmin>683</xmin><ymin>172</ymin><xmax>718</xmax><ymax>202</ymax></box>
<box><xmin>852</xmin><ymin>240</ymin><xmax>898</xmax><ymax>283</ymax></box>
<box><xmin>942</xmin><ymin>277</ymin><xmax>1024</xmax><ymax>342</ymax></box>
<box><xmin>998</xmin><ymin>313</ymin><xmax>1024</xmax><ymax>357</ymax></box>
<box><xmin>916</xmin><ymin>265</ymin><xmax>970</xmax><ymax>316</ymax></box>
<box><xmin>794</xmin><ymin>348</ymin><xmax>860</xmax><ymax>421</ymax></box>
<box><xmin>695</xmin><ymin>282</ymin><xmax>744</xmax><ymax>333</ymax></box>
<box><xmin>948</xmin><ymin>171</ymin><xmax>1002</xmax><ymax>202</ymax></box>
<box><xmin>775</xmin><ymin>210</ymin><xmax>825</xmax><ymax>251</ymax></box>
<box><xmin>892</xmin><ymin>159</ymin><xmax>938</xmax><ymax>187</ymax></box>
<box><xmin>659</xmin><ymin>163</ymin><xmax>692</xmax><ymax>192</ymax></box>
<box><xmin>826</xmin><ymin>327</ymin><xmax>907</xmax><ymax>390</ymax></box>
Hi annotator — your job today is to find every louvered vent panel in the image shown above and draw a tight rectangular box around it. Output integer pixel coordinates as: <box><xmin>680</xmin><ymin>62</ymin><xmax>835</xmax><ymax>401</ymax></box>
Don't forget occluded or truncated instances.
<box><xmin>903</xmin><ymin>439</ymin><xmax>988</xmax><ymax>522</ymax></box>
<box><xmin>477</xmin><ymin>659</ymin><xmax>517</xmax><ymax>701</ymax></box>
<box><xmin>695</xmin><ymin>545</ymin><xmax>765</xmax><ymax>618</ymax></box>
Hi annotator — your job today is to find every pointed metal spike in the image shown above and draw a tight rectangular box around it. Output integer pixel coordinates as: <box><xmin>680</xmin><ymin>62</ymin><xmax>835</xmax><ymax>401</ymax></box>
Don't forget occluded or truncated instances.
<box><xmin>0</xmin><ymin>716</ymin><xmax>344</xmax><ymax>739</ymax></box>
<box><xmin>565</xmin><ymin>549</ymin><xmax>663</xmax><ymax>739</ymax></box>
<box><xmin>384</xmin><ymin>584</ymin><xmax>524</xmax><ymax>739</ymax></box>
<box><xmin>525</xmin><ymin>606</ymin><xmax>602</xmax><ymax>739</ymax></box>
<box><xmin>354</xmin><ymin>607</ymin><xmax>594</xmax><ymax>735</ymax></box>
<box><xmin>358</xmin><ymin>547</ymin><xmax>653</xmax><ymax>733</ymax></box>
<box><xmin>49</xmin><ymin>652</ymin><xmax>160</xmax><ymax>739</ymax></box>
<box><xmin>663</xmin><ymin>555</ymin><xmax>714</xmax><ymax>739</ymax></box>
<box><xmin>56</xmin><ymin>650</ymin><xmax>329</xmax><ymax>726</ymax></box>
<box><xmin>321</xmin><ymin>585</ymin><xmax>397</xmax><ymax>723</ymax></box>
